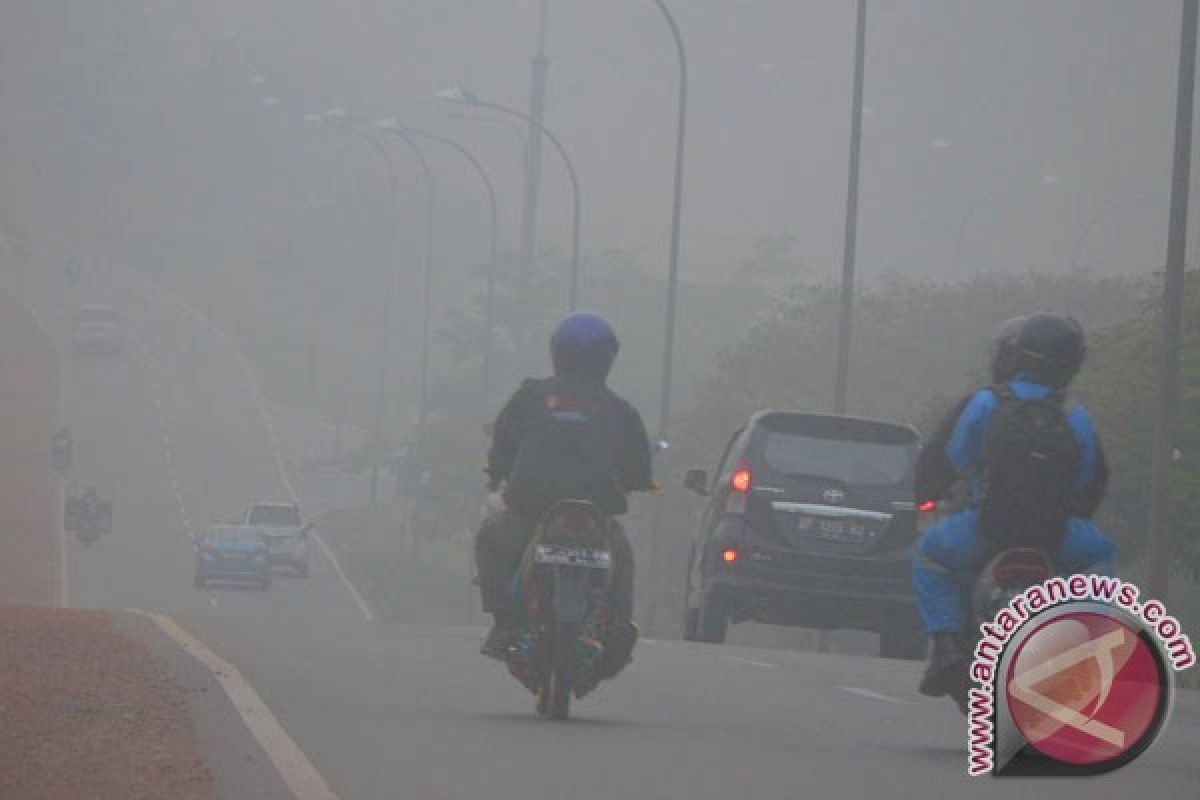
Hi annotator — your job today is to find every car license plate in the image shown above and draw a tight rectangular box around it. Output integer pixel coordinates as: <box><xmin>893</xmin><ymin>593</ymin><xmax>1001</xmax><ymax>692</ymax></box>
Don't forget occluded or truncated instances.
<box><xmin>814</xmin><ymin>519</ymin><xmax>868</xmax><ymax>543</ymax></box>
<box><xmin>533</xmin><ymin>545</ymin><xmax>611</xmax><ymax>569</ymax></box>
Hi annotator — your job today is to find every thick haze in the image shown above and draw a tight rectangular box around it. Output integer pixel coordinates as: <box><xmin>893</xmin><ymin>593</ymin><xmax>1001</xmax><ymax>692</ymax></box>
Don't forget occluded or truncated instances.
<box><xmin>2</xmin><ymin>1</ymin><xmax>1196</xmax><ymax>288</ymax></box>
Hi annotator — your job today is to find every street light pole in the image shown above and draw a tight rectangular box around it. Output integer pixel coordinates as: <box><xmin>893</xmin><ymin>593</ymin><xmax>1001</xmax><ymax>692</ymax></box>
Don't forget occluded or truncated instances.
<box><xmin>372</xmin><ymin>123</ymin><xmax>437</xmax><ymax>462</ymax></box>
<box><xmin>643</xmin><ymin>0</ymin><xmax>689</xmax><ymax>631</ymax></box>
<box><xmin>318</xmin><ymin>111</ymin><xmax>400</xmax><ymax>505</ymax></box>
<box><xmin>834</xmin><ymin>0</ymin><xmax>867</xmax><ymax>414</ymax></box>
<box><xmin>1146</xmin><ymin>0</ymin><xmax>1197</xmax><ymax>600</ymax></box>
<box><xmin>438</xmin><ymin>88</ymin><xmax>582</xmax><ymax>311</ymax></box>
<box><xmin>516</xmin><ymin>0</ymin><xmax>550</xmax><ymax>338</ymax></box>
<box><xmin>389</xmin><ymin>122</ymin><xmax>500</xmax><ymax>420</ymax></box>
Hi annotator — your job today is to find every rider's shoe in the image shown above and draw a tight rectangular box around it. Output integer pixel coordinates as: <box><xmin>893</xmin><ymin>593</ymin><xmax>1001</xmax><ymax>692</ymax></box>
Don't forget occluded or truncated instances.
<box><xmin>480</xmin><ymin>615</ymin><xmax>518</xmax><ymax>661</ymax></box>
<box><xmin>595</xmin><ymin>621</ymin><xmax>638</xmax><ymax>680</ymax></box>
<box><xmin>919</xmin><ymin>632</ymin><xmax>966</xmax><ymax>697</ymax></box>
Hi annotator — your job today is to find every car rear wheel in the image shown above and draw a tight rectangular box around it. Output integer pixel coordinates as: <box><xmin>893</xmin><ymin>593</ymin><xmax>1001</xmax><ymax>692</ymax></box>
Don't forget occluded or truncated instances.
<box><xmin>696</xmin><ymin>591</ymin><xmax>728</xmax><ymax>644</ymax></box>
<box><xmin>682</xmin><ymin>607</ymin><xmax>700</xmax><ymax>641</ymax></box>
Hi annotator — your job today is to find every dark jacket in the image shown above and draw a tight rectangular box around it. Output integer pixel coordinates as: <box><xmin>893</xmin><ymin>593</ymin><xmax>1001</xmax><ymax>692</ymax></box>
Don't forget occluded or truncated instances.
<box><xmin>486</xmin><ymin>376</ymin><xmax>654</xmax><ymax>517</ymax></box>
<box><xmin>915</xmin><ymin>385</ymin><xmax>1109</xmax><ymax>518</ymax></box>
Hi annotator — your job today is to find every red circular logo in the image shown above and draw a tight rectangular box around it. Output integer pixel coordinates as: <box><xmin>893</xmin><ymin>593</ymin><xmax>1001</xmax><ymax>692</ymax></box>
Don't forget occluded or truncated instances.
<box><xmin>1005</xmin><ymin>611</ymin><xmax>1166</xmax><ymax>767</ymax></box>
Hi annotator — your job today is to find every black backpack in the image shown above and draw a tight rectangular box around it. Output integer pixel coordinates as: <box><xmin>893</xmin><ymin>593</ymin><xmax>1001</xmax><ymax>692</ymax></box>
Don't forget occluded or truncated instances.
<box><xmin>977</xmin><ymin>385</ymin><xmax>1079</xmax><ymax>549</ymax></box>
<box><xmin>503</xmin><ymin>379</ymin><xmax>625</xmax><ymax>518</ymax></box>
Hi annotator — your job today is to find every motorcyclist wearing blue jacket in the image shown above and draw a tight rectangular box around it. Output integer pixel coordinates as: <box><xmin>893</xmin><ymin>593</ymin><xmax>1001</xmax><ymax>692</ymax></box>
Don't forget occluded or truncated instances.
<box><xmin>911</xmin><ymin>313</ymin><xmax>1116</xmax><ymax>698</ymax></box>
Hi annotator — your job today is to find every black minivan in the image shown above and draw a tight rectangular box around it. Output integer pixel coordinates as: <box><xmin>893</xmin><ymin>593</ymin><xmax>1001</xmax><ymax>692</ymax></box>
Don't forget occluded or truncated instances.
<box><xmin>681</xmin><ymin>411</ymin><xmax>926</xmax><ymax>659</ymax></box>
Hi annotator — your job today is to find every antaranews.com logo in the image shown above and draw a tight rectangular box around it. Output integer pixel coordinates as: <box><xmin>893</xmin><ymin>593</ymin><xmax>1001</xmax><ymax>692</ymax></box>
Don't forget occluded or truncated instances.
<box><xmin>966</xmin><ymin>574</ymin><xmax>1196</xmax><ymax>777</ymax></box>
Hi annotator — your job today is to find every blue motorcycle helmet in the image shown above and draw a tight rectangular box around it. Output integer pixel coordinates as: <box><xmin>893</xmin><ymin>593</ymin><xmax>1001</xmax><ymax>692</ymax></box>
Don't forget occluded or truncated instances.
<box><xmin>549</xmin><ymin>311</ymin><xmax>619</xmax><ymax>382</ymax></box>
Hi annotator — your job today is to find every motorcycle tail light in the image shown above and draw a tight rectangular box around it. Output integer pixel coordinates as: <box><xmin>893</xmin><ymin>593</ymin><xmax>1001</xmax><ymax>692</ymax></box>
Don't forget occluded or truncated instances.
<box><xmin>991</xmin><ymin>550</ymin><xmax>1054</xmax><ymax>587</ymax></box>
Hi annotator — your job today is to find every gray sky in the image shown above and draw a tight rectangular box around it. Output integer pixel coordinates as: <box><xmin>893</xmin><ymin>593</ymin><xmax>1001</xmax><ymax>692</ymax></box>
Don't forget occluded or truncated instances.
<box><xmin>1</xmin><ymin>1</ymin><xmax>1195</xmax><ymax>286</ymax></box>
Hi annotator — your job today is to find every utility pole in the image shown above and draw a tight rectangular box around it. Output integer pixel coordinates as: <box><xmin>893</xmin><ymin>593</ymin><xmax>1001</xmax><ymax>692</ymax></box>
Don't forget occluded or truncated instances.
<box><xmin>834</xmin><ymin>0</ymin><xmax>867</xmax><ymax>414</ymax></box>
<box><xmin>1146</xmin><ymin>0</ymin><xmax>1196</xmax><ymax>599</ymax></box>
<box><xmin>643</xmin><ymin>0</ymin><xmax>689</xmax><ymax>632</ymax></box>
<box><xmin>516</xmin><ymin>0</ymin><xmax>550</xmax><ymax>363</ymax></box>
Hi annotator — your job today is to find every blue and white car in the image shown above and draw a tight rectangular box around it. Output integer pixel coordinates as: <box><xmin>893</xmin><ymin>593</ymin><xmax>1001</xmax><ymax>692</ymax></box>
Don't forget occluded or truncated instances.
<box><xmin>194</xmin><ymin>524</ymin><xmax>271</xmax><ymax>590</ymax></box>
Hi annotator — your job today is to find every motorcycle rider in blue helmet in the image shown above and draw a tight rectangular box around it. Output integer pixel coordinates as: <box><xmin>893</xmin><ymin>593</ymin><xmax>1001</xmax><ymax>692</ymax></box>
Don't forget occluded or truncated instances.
<box><xmin>911</xmin><ymin>312</ymin><xmax>1116</xmax><ymax>699</ymax></box>
<box><xmin>475</xmin><ymin>312</ymin><xmax>655</xmax><ymax>670</ymax></box>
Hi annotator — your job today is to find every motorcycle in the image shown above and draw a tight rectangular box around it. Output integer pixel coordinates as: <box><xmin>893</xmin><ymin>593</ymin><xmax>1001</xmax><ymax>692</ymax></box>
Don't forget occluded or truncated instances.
<box><xmin>950</xmin><ymin>547</ymin><xmax>1055</xmax><ymax>713</ymax></box>
<box><xmin>65</xmin><ymin>491</ymin><xmax>113</xmax><ymax>546</ymax></box>
<box><xmin>918</xmin><ymin>498</ymin><xmax>1056</xmax><ymax>714</ymax></box>
<box><xmin>504</xmin><ymin>499</ymin><xmax>622</xmax><ymax>720</ymax></box>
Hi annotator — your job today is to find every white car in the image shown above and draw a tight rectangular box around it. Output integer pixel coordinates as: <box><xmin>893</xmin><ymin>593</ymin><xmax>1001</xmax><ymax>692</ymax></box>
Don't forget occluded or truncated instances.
<box><xmin>245</xmin><ymin>502</ymin><xmax>311</xmax><ymax>577</ymax></box>
<box><xmin>71</xmin><ymin>305</ymin><xmax>123</xmax><ymax>355</ymax></box>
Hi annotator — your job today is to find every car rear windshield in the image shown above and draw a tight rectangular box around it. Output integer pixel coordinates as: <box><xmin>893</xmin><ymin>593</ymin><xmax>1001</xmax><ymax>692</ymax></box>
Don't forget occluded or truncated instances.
<box><xmin>762</xmin><ymin>432</ymin><xmax>913</xmax><ymax>486</ymax></box>
<box><xmin>248</xmin><ymin>505</ymin><xmax>302</xmax><ymax>526</ymax></box>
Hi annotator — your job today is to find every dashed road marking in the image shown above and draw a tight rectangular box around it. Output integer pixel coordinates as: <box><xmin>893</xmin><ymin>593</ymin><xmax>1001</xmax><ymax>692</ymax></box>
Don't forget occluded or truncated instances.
<box><xmin>726</xmin><ymin>655</ymin><xmax>778</xmax><ymax>669</ymax></box>
<box><xmin>136</xmin><ymin>611</ymin><xmax>340</xmax><ymax>800</ymax></box>
<box><xmin>125</xmin><ymin>326</ymin><xmax>193</xmax><ymax>540</ymax></box>
<box><xmin>134</xmin><ymin>276</ymin><xmax>374</xmax><ymax>623</ymax></box>
<box><xmin>840</xmin><ymin>686</ymin><xmax>913</xmax><ymax>705</ymax></box>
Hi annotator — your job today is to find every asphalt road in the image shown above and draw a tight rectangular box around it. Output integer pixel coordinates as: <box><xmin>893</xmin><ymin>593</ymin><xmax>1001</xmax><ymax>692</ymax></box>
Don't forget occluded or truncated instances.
<box><xmin>17</xmin><ymin>264</ymin><xmax>1200</xmax><ymax>799</ymax></box>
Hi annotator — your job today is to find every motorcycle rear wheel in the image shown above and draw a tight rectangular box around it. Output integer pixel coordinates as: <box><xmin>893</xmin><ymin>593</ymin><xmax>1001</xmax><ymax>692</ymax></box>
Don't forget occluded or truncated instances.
<box><xmin>537</xmin><ymin>622</ymin><xmax>578</xmax><ymax>720</ymax></box>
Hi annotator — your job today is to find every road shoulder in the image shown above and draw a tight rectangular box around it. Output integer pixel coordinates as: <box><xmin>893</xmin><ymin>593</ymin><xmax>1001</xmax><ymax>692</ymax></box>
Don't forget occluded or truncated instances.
<box><xmin>0</xmin><ymin>607</ymin><xmax>214</xmax><ymax>799</ymax></box>
<box><xmin>115</xmin><ymin>611</ymin><xmax>315</xmax><ymax>800</ymax></box>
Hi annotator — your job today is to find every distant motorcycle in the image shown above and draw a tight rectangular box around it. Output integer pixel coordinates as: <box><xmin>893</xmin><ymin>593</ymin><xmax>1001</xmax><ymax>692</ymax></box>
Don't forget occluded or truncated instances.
<box><xmin>504</xmin><ymin>500</ymin><xmax>627</xmax><ymax>720</ymax></box>
<box><xmin>66</xmin><ymin>490</ymin><xmax>112</xmax><ymax>546</ymax></box>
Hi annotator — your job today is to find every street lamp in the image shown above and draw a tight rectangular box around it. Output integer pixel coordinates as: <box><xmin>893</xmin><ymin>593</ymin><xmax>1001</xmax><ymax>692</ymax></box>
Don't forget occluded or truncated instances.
<box><xmin>641</xmin><ymin>0</ymin><xmax>690</xmax><ymax>630</ymax></box>
<box><xmin>311</xmin><ymin>108</ymin><xmax>402</xmax><ymax>505</ymax></box>
<box><xmin>443</xmin><ymin>113</ymin><xmax>528</xmax><ymax>162</ymax></box>
<box><xmin>437</xmin><ymin>87</ymin><xmax>582</xmax><ymax>310</ymax></box>
<box><xmin>369</xmin><ymin>119</ymin><xmax>437</xmax><ymax>468</ymax></box>
<box><xmin>378</xmin><ymin>119</ymin><xmax>500</xmax><ymax>421</ymax></box>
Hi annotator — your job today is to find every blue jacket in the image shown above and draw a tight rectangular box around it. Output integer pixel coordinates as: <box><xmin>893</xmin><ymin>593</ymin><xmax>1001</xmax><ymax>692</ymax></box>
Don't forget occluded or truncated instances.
<box><xmin>945</xmin><ymin>377</ymin><xmax>1105</xmax><ymax>508</ymax></box>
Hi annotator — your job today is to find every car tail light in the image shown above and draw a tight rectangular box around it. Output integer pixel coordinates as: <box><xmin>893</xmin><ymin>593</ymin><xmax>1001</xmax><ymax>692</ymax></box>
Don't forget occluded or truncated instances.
<box><xmin>725</xmin><ymin>460</ymin><xmax>752</xmax><ymax>513</ymax></box>
<box><xmin>730</xmin><ymin>461</ymin><xmax>752</xmax><ymax>493</ymax></box>
<box><xmin>721</xmin><ymin>547</ymin><xmax>739</xmax><ymax>564</ymax></box>
<box><xmin>918</xmin><ymin>500</ymin><xmax>938</xmax><ymax>513</ymax></box>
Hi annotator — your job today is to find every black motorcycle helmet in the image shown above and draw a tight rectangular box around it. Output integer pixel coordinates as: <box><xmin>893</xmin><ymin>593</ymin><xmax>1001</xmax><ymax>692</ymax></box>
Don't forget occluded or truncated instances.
<box><xmin>549</xmin><ymin>311</ymin><xmax>619</xmax><ymax>383</ymax></box>
<box><xmin>989</xmin><ymin>315</ymin><xmax>1027</xmax><ymax>384</ymax></box>
<box><xmin>1014</xmin><ymin>312</ymin><xmax>1087</xmax><ymax>389</ymax></box>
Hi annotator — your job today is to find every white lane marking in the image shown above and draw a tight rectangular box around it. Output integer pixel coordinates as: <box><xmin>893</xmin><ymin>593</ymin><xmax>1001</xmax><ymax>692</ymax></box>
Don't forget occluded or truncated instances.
<box><xmin>840</xmin><ymin>686</ymin><xmax>913</xmax><ymax>705</ymax></box>
<box><xmin>726</xmin><ymin>655</ymin><xmax>778</xmax><ymax>669</ymax></box>
<box><xmin>135</xmin><ymin>610</ymin><xmax>340</xmax><ymax>800</ymax></box>
<box><xmin>132</xmin><ymin>276</ymin><xmax>374</xmax><ymax>623</ymax></box>
<box><xmin>124</xmin><ymin>325</ymin><xmax>193</xmax><ymax>541</ymax></box>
